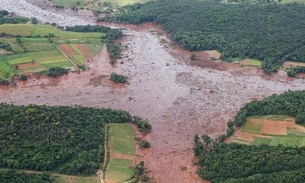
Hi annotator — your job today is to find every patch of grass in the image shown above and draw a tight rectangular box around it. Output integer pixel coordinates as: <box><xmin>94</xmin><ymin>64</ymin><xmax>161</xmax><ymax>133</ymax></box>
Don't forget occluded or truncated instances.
<box><xmin>21</xmin><ymin>38</ymin><xmax>54</xmax><ymax>52</ymax></box>
<box><xmin>108</xmin><ymin>123</ymin><xmax>135</xmax><ymax>155</ymax></box>
<box><xmin>231</xmin><ymin>139</ymin><xmax>250</xmax><ymax>145</ymax></box>
<box><xmin>4</xmin><ymin>54</ymin><xmax>34</xmax><ymax>65</ymax></box>
<box><xmin>28</xmin><ymin>50</ymin><xmax>62</xmax><ymax>59</ymax></box>
<box><xmin>53</xmin><ymin>174</ymin><xmax>100</xmax><ymax>183</ymax></box>
<box><xmin>106</xmin><ymin>158</ymin><xmax>134</xmax><ymax>182</ymax></box>
<box><xmin>0</xmin><ymin>24</ymin><xmax>34</xmax><ymax>36</ymax></box>
<box><xmin>240</xmin><ymin>118</ymin><xmax>263</xmax><ymax>134</ymax></box>
<box><xmin>42</xmin><ymin>61</ymin><xmax>74</xmax><ymax>69</ymax></box>
<box><xmin>0</xmin><ymin>58</ymin><xmax>15</xmax><ymax>78</ymax></box>
<box><xmin>71</xmin><ymin>55</ymin><xmax>86</xmax><ymax>65</ymax></box>
<box><xmin>250</xmin><ymin>137</ymin><xmax>272</xmax><ymax>145</ymax></box>
<box><xmin>33</xmin><ymin>25</ymin><xmax>103</xmax><ymax>38</ymax></box>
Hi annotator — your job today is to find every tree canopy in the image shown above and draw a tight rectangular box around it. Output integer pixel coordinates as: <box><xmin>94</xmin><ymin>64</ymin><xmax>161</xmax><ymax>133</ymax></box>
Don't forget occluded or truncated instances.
<box><xmin>0</xmin><ymin>104</ymin><xmax>132</xmax><ymax>175</ymax></box>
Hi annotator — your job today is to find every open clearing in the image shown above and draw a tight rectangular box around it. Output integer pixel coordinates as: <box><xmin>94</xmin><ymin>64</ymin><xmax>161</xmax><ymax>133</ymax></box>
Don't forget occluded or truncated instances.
<box><xmin>283</xmin><ymin>61</ymin><xmax>305</xmax><ymax>69</ymax></box>
<box><xmin>233</xmin><ymin>115</ymin><xmax>305</xmax><ymax>147</ymax></box>
<box><xmin>105</xmin><ymin>123</ymin><xmax>136</xmax><ymax>183</ymax></box>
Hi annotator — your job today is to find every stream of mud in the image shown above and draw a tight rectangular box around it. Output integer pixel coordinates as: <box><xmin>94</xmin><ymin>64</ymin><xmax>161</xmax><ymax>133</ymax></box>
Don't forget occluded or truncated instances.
<box><xmin>2</xmin><ymin>1</ymin><xmax>305</xmax><ymax>182</ymax></box>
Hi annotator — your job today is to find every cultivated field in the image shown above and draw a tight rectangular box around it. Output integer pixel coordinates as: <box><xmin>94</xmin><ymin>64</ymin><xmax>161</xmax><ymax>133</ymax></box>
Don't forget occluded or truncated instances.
<box><xmin>232</xmin><ymin>115</ymin><xmax>305</xmax><ymax>147</ymax></box>
<box><xmin>240</xmin><ymin>59</ymin><xmax>262</xmax><ymax>68</ymax></box>
<box><xmin>105</xmin><ymin>123</ymin><xmax>136</xmax><ymax>183</ymax></box>
<box><xmin>0</xmin><ymin>24</ymin><xmax>104</xmax><ymax>78</ymax></box>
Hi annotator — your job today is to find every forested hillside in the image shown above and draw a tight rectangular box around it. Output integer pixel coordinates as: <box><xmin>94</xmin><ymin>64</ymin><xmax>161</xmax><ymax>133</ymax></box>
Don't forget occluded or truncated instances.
<box><xmin>195</xmin><ymin>90</ymin><xmax>305</xmax><ymax>182</ymax></box>
<box><xmin>108</xmin><ymin>0</ymin><xmax>305</xmax><ymax>73</ymax></box>
<box><xmin>0</xmin><ymin>104</ymin><xmax>132</xmax><ymax>175</ymax></box>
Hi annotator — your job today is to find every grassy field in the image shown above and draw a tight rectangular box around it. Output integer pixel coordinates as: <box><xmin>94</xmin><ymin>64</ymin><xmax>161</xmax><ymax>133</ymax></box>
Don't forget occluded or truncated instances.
<box><xmin>105</xmin><ymin>123</ymin><xmax>136</xmax><ymax>183</ymax></box>
<box><xmin>0</xmin><ymin>24</ymin><xmax>34</xmax><ymax>36</ymax></box>
<box><xmin>232</xmin><ymin>115</ymin><xmax>305</xmax><ymax>147</ymax></box>
<box><xmin>53</xmin><ymin>174</ymin><xmax>100</xmax><ymax>183</ymax></box>
<box><xmin>0</xmin><ymin>24</ymin><xmax>105</xmax><ymax>78</ymax></box>
<box><xmin>240</xmin><ymin>59</ymin><xmax>262</xmax><ymax>68</ymax></box>
<box><xmin>108</xmin><ymin>123</ymin><xmax>136</xmax><ymax>155</ymax></box>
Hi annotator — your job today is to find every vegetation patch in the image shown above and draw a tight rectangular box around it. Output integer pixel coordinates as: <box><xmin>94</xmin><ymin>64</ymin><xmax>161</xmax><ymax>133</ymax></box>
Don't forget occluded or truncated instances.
<box><xmin>105</xmin><ymin>123</ymin><xmax>136</xmax><ymax>183</ymax></box>
<box><xmin>110</xmin><ymin>72</ymin><xmax>128</xmax><ymax>83</ymax></box>
<box><xmin>0</xmin><ymin>104</ymin><xmax>132</xmax><ymax>175</ymax></box>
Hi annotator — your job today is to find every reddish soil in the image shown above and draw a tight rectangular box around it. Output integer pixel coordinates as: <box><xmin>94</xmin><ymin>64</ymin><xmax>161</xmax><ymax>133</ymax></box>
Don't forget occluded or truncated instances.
<box><xmin>58</xmin><ymin>44</ymin><xmax>75</xmax><ymax>56</ymax></box>
<box><xmin>74</xmin><ymin>44</ymin><xmax>93</xmax><ymax>58</ymax></box>
<box><xmin>238</xmin><ymin>132</ymin><xmax>254</xmax><ymax>142</ymax></box>
<box><xmin>262</xmin><ymin>120</ymin><xmax>287</xmax><ymax>135</ymax></box>
<box><xmin>17</xmin><ymin>62</ymin><xmax>41</xmax><ymax>70</ymax></box>
<box><xmin>283</xmin><ymin>61</ymin><xmax>305</xmax><ymax>69</ymax></box>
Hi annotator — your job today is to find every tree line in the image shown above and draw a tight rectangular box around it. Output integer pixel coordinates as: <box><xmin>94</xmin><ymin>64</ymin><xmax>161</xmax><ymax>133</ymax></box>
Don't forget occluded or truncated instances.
<box><xmin>106</xmin><ymin>0</ymin><xmax>305</xmax><ymax>73</ymax></box>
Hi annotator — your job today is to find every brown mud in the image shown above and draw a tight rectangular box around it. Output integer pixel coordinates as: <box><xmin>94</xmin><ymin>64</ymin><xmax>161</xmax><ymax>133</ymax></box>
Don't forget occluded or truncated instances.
<box><xmin>2</xmin><ymin>1</ymin><xmax>305</xmax><ymax>183</ymax></box>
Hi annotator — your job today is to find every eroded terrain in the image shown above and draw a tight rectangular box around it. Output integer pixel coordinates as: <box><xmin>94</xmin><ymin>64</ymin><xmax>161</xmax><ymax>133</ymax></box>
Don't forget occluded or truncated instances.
<box><xmin>1</xmin><ymin>1</ymin><xmax>305</xmax><ymax>182</ymax></box>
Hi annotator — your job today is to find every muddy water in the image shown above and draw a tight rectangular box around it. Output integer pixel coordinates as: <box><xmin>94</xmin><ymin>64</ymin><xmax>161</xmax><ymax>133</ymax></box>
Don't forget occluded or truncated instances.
<box><xmin>2</xmin><ymin>1</ymin><xmax>305</xmax><ymax>183</ymax></box>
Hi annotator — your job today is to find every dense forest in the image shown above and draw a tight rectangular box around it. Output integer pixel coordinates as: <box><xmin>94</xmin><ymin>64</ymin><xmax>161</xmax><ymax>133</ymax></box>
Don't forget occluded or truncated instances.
<box><xmin>106</xmin><ymin>0</ymin><xmax>305</xmax><ymax>73</ymax></box>
<box><xmin>0</xmin><ymin>104</ymin><xmax>132</xmax><ymax>175</ymax></box>
<box><xmin>195</xmin><ymin>90</ymin><xmax>305</xmax><ymax>182</ymax></box>
<box><xmin>0</xmin><ymin>170</ymin><xmax>54</xmax><ymax>183</ymax></box>
<box><xmin>234</xmin><ymin>90</ymin><xmax>305</xmax><ymax>126</ymax></box>
<box><xmin>195</xmin><ymin>141</ymin><xmax>305</xmax><ymax>183</ymax></box>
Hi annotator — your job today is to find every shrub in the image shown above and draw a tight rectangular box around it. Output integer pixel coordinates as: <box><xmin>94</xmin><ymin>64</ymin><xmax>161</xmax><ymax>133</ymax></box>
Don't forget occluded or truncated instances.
<box><xmin>110</xmin><ymin>72</ymin><xmax>127</xmax><ymax>83</ymax></box>
<box><xmin>47</xmin><ymin>67</ymin><xmax>68</xmax><ymax>77</ymax></box>
<box><xmin>140</xmin><ymin>140</ymin><xmax>150</xmax><ymax>148</ymax></box>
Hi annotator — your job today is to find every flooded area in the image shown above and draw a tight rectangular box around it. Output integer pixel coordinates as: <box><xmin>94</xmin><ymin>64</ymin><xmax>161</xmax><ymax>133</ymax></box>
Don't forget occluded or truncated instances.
<box><xmin>2</xmin><ymin>1</ymin><xmax>305</xmax><ymax>182</ymax></box>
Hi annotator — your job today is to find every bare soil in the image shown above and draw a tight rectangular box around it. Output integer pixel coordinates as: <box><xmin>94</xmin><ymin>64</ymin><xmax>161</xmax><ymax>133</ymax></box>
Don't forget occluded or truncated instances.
<box><xmin>261</xmin><ymin>120</ymin><xmax>287</xmax><ymax>135</ymax></box>
<box><xmin>3</xmin><ymin>1</ymin><xmax>305</xmax><ymax>183</ymax></box>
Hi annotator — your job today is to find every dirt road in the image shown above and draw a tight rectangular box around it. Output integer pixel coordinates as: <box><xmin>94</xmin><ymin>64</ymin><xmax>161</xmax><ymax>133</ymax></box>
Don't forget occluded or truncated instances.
<box><xmin>2</xmin><ymin>1</ymin><xmax>305</xmax><ymax>182</ymax></box>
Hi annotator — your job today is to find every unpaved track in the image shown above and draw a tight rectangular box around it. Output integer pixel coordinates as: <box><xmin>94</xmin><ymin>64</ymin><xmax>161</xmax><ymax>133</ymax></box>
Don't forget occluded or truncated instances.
<box><xmin>2</xmin><ymin>1</ymin><xmax>305</xmax><ymax>183</ymax></box>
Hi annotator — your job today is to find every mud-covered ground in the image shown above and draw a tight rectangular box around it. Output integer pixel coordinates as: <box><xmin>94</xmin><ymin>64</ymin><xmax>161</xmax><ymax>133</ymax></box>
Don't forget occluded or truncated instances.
<box><xmin>2</xmin><ymin>1</ymin><xmax>305</xmax><ymax>183</ymax></box>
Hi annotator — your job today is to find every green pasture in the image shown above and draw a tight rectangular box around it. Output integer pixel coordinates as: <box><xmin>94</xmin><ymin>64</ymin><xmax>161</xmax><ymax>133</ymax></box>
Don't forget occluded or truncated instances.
<box><xmin>106</xmin><ymin>158</ymin><xmax>134</xmax><ymax>182</ymax></box>
<box><xmin>0</xmin><ymin>58</ymin><xmax>15</xmax><ymax>78</ymax></box>
<box><xmin>4</xmin><ymin>54</ymin><xmax>33</xmax><ymax>65</ymax></box>
<box><xmin>28</xmin><ymin>50</ymin><xmax>62</xmax><ymax>59</ymax></box>
<box><xmin>71</xmin><ymin>55</ymin><xmax>86</xmax><ymax>65</ymax></box>
<box><xmin>108</xmin><ymin>123</ymin><xmax>136</xmax><ymax>155</ymax></box>
<box><xmin>33</xmin><ymin>25</ymin><xmax>103</xmax><ymax>38</ymax></box>
<box><xmin>0</xmin><ymin>24</ymin><xmax>34</xmax><ymax>36</ymax></box>
<box><xmin>233</xmin><ymin>115</ymin><xmax>305</xmax><ymax>147</ymax></box>
<box><xmin>53</xmin><ymin>174</ymin><xmax>100</xmax><ymax>183</ymax></box>
<box><xmin>21</xmin><ymin>38</ymin><xmax>54</xmax><ymax>52</ymax></box>
<box><xmin>248</xmin><ymin>59</ymin><xmax>262</xmax><ymax>68</ymax></box>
